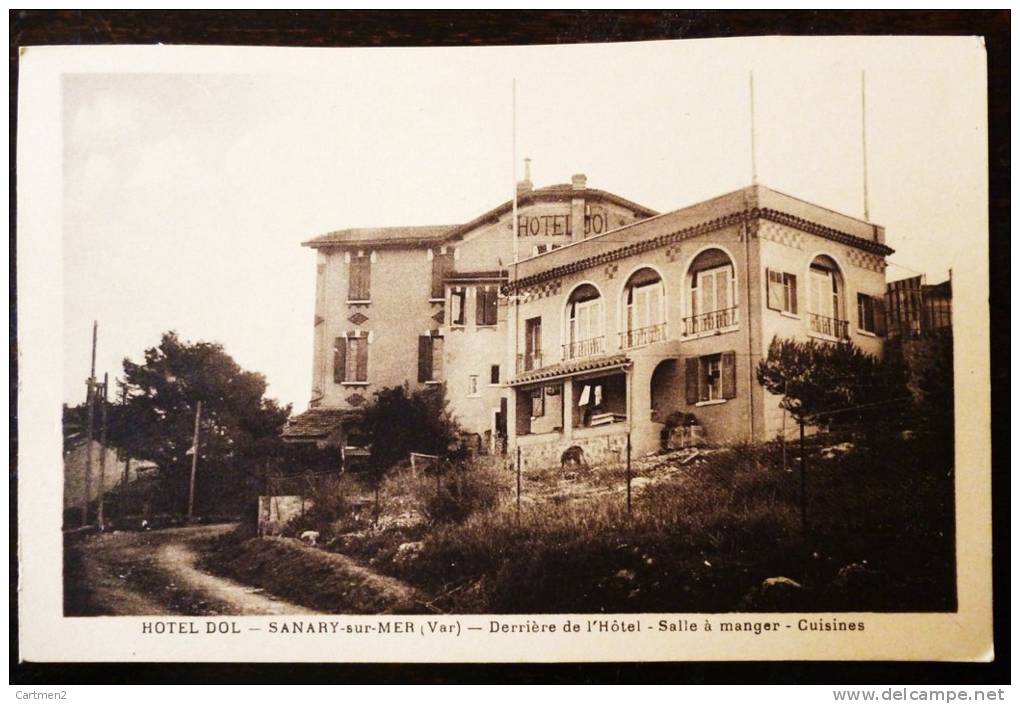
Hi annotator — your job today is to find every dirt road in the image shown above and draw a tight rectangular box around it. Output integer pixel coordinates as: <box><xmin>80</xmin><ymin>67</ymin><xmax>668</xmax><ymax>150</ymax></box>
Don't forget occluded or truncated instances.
<box><xmin>64</xmin><ymin>523</ymin><xmax>316</xmax><ymax>616</ymax></box>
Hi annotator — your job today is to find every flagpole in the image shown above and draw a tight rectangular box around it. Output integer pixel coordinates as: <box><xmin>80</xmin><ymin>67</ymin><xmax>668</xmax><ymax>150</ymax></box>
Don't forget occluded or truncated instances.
<box><xmin>187</xmin><ymin>400</ymin><xmax>202</xmax><ymax>520</ymax></box>
<box><xmin>749</xmin><ymin>70</ymin><xmax>758</xmax><ymax>185</ymax></box>
<box><xmin>861</xmin><ymin>69</ymin><xmax>870</xmax><ymax>221</ymax></box>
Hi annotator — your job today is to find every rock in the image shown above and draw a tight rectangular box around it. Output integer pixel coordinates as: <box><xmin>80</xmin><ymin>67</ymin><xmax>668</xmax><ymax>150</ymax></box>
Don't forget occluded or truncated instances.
<box><xmin>393</xmin><ymin>540</ymin><xmax>425</xmax><ymax>566</ymax></box>
<box><xmin>630</xmin><ymin>477</ymin><xmax>652</xmax><ymax>490</ymax></box>
<box><xmin>739</xmin><ymin>576</ymin><xmax>805</xmax><ymax>610</ymax></box>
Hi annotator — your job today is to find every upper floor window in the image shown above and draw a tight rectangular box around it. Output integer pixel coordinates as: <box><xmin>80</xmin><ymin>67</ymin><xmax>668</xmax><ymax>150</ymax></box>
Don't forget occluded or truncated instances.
<box><xmin>348</xmin><ymin>253</ymin><xmax>371</xmax><ymax>302</ymax></box>
<box><xmin>450</xmin><ymin>287</ymin><xmax>467</xmax><ymax>326</ymax></box>
<box><xmin>685</xmin><ymin>248</ymin><xmax>738</xmax><ymax>336</ymax></box>
<box><xmin>621</xmin><ymin>267</ymin><xmax>665</xmax><ymax>348</ymax></box>
<box><xmin>520</xmin><ymin>317</ymin><xmax>542</xmax><ymax>372</ymax></box>
<box><xmin>431</xmin><ymin>248</ymin><xmax>454</xmax><ymax>300</ymax></box>
<box><xmin>565</xmin><ymin>284</ymin><xmax>604</xmax><ymax>359</ymax></box>
<box><xmin>808</xmin><ymin>255</ymin><xmax>848</xmax><ymax>338</ymax></box>
<box><xmin>333</xmin><ymin>332</ymin><xmax>369</xmax><ymax>384</ymax></box>
<box><xmin>766</xmin><ymin>269</ymin><xmax>798</xmax><ymax>315</ymax></box>
<box><xmin>857</xmin><ymin>293</ymin><xmax>887</xmax><ymax>335</ymax></box>
<box><xmin>475</xmin><ymin>285</ymin><xmax>498</xmax><ymax>327</ymax></box>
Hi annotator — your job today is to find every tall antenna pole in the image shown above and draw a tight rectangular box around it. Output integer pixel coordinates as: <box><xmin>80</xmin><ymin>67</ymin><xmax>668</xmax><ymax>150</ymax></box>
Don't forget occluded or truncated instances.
<box><xmin>749</xmin><ymin>70</ymin><xmax>758</xmax><ymax>185</ymax></box>
<box><xmin>512</xmin><ymin>77</ymin><xmax>519</xmax><ymax>267</ymax></box>
<box><xmin>861</xmin><ymin>69</ymin><xmax>870</xmax><ymax>221</ymax></box>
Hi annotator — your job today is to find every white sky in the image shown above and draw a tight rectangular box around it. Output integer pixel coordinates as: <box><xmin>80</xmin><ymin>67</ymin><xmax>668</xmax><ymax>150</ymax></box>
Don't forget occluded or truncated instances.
<box><xmin>60</xmin><ymin>37</ymin><xmax>987</xmax><ymax>412</ymax></box>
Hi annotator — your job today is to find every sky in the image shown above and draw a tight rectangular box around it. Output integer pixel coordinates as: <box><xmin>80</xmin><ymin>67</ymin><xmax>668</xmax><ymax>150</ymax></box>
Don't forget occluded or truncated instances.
<box><xmin>60</xmin><ymin>37</ymin><xmax>987</xmax><ymax>412</ymax></box>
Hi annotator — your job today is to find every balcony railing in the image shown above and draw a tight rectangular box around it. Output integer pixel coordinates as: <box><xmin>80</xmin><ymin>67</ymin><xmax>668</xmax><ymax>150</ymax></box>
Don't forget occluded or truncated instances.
<box><xmin>516</xmin><ymin>352</ymin><xmax>543</xmax><ymax>374</ymax></box>
<box><xmin>807</xmin><ymin>313</ymin><xmax>850</xmax><ymax>339</ymax></box>
<box><xmin>682</xmin><ymin>307</ymin><xmax>739</xmax><ymax>336</ymax></box>
<box><xmin>562</xmin><ymin>336</ymin><xmax>605</xmax><ymax>360</ymax></box>
<box><xmin>619</xmin><ymin>323</ymin><xmax>667</xmax><ymax>349</ymax></box>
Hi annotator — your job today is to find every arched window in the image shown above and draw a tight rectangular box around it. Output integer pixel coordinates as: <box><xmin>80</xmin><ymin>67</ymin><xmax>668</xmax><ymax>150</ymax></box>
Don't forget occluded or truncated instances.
<box><xmin>564</xmin><ymin>283</ymin><xmax>604</xmax><ymax>359</ymax></box>
<box><xmin>807</xmin><ymin>255</ymin><xmax>848</xmax><ymax>338</ymax></box>
<box><xmin>685</xmin><ymin>248</ymin><xmax>738</xmax><ymax>336</ymax></box>
<box><xmin>621</xmin><ymin>268</ymin><xmax>665</xmax><ymax>348</ymax></box>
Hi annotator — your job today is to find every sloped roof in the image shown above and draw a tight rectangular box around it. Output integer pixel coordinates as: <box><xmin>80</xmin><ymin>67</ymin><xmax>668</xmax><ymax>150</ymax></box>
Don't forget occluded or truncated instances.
<box><xmin>302</xmin><ymin>183</ymin><xmax>657</xmax><ymax>249</ymax></box>
<box><xmin>302</xmin><ymin>224</ymin><xmax>456</xmax><ymax>249</ymax></box>
<box><xmin>509</xmin><ymin>354</ymin><xmax>631</xmax><ymax>387</ymax></box>
<box><xmin>282</xmin><ymin>407</ymin><xmax>364</xmax><ymax>441</ymax></box>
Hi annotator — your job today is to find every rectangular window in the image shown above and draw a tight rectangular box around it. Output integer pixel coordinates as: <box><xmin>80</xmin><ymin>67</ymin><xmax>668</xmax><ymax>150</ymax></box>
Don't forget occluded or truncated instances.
<box><xmin>417</xmin><ymin>334</ymin><xmax>444</xmax><ymax>382</ymax></box>
<box><xmin>431</xmin><ymin>249</ymin><xmax>454</xmax><ymax>300</ymax></box>
<box><xmin>348</xmin><ymin>254</ymin><xmax>371</xmax><ymax>302</ymax></box>
<box><xmin>685</xmin><ymin>351</ymin><xmax>736</xmax><ymax>404</ymax></box>
<box><xmin>857</xmin><ymin>293</ymin><xmax>886</xmax><ymax>335</ymax></box>
<box><xmin>468</xmin><ymin>375</ymin><xmax>479</xmax><ymax>396</ymax></box>
<box><xmin>450</xmin><ymin>287</ymin><xmax>467</xmax><ymax>326</ymax></box>
<box><xmin>475</xmin><ymin>285</ymin><xmax>498</xmax><ymax>326</ymax></box>
<box><xmin>333</xmin><ymin>333</ymin><xmax>369</xmax><ymax>383</ymax></box>
<box><xmin>767</xmin><ymin>269</ymin><xmax>798</xmax><ymax>314</ymax></box>
<box><xmin>490</xmin><ymin>364</ymin><xmax>500</xmax><ymax>385</ymax></box>
<box><xmin>524</xmin><ymin>317</ymin><xmax>542</xmax><ymax>369</ymax></box>
<box><xmin>531</xmin><ymin>388</ymin><xmax>545</xmax><ymax>418</ymax></box>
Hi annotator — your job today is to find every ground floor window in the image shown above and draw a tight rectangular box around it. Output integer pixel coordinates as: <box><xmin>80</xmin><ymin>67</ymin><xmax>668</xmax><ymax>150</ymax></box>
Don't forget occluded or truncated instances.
<box><xmin>685</xmin><ymin>351</ymin><xmax>736</xmax><ymax>404</ymax></box>
<box><xmin>418</xmin><ymin>334</ymin><xmax>444</xmax><ymax>382</ymax></box>
<box><xmin>334</xmin><ymin>333</ymin><xmax>369</xmax><ymax>383</ymax></box>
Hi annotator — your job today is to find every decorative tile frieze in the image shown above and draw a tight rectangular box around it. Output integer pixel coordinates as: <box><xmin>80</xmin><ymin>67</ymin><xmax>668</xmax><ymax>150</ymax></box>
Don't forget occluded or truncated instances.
<box><xmin>759</xmin><ymin>221</ymin><xmax>804</xmax><ymax>250</ymax></box>
<box><xmin>432</xmin><ymin>309</ymin><xmax>445</xmax><ymax>324</ymax></box>
<box><xmin>845</xmin><ymin>248</ymin><xmax>886</xmax><ymax>273</ymax></box>
<box><xmin>605</xmin><ymin>263</ymin><xmax>619</xmax><ymax>280</ymax></box>
<box><xmin>346</xmin><ymin>393</ymin><xmax>366</xmax><ymax>406</ymax></box>
<box><xmin>347</xmin><ymin>312</ymin><xmax>369</xmax><ymax>325</ymax></box>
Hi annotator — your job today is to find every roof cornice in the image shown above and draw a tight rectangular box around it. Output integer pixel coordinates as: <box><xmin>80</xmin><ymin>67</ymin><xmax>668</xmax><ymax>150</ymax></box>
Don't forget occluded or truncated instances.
<box><xmin>504</xmin><ymin>208</ymin><xmax>894</xmax><ymax>293</ymax></box>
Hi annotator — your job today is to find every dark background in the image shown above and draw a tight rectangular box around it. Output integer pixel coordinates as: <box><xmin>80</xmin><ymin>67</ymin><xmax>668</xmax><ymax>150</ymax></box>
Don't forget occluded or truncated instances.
<box><xmin>10</xmin><ymin>9</ymin><xmax>1009</xmax><ymax>685</ymax></box>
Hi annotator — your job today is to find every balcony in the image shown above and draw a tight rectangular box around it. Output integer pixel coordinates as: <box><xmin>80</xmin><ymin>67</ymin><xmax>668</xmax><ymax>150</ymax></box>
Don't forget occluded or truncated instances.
<box><xmin>562</xmin><ymin>336</ymin><xmax>605</xmax><ymax>360</ymax></box>
<box><xmin>516</xmin><ymin>352</ymin><xmax>544</xmax><ymax>374</ymax></box>
<box><xmin>808</xmin><ymin>313</ymin><xmax>850</xmax><ymax>339</ymax></box>
<box><xmin>619</xmin><ymin>323</ymin><xmax>667</xmax><ymax>349</ymax></box>
<box><xmin>682</xmin><ymin>307</ymin><xmax>739</xmax><ymax>337</ymax></box>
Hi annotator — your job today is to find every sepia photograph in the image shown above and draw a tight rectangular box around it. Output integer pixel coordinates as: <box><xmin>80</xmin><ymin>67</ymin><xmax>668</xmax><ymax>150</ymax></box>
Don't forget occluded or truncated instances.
<box><xmin>15</xmin><ymin>27</ymin><xmax>995</xmax><ymax>667</ymax></box>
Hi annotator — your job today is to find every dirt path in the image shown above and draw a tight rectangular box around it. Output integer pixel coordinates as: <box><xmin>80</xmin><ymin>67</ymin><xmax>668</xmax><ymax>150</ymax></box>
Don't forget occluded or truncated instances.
<box><xmin>65</xmin><ymin>524</ymin><xmax>317</xmax><ymax>616</ymax></box>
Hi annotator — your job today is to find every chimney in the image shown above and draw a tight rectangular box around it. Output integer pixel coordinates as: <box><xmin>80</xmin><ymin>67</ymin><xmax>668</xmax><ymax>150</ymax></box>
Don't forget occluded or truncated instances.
<box><xmin>516</xmin><ymin>157</ymin><xmax>533</xmax><ymax>195</ymax></box>
<box><xmin>571</xmin><ymin>173</ymin><xmax>587</xmax><ymax>191</ymax></box>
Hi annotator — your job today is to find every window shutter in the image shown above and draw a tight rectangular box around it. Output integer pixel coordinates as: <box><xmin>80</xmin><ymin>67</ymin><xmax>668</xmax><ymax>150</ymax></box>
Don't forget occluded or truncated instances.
<box><xmin>788</xmin><ymin>274</ymin><xmax>798</xmax><ymax>314</ymax></box>
<box><xmin>475</xmin><ymin>286</ymin><xmax>485</xmax><ymax>326</ymax></box>
<box><xmin>431</xmin><ymin>251</ymin><xmax>452</xmax><ymax>299</ymax></box>
<box><xmin>349</xmin><ymin>256</ymin><xmax>371</xmax><ymax>301</ymax></box>
<box><xmin>874</xmin><ymin>296</ymin><xmax>887</xmax><ymax>336</ymax></box>
<box><xmin>417</xmin><ymin>336</ymin><xmax>431</xmax><ymax>382</ymax></box>
<box><xmin>721</xmin><ymin>351</ymin><xmax>737</xmax><ymax>399</ymax></box>
<box><xmin>485</xmin><ymin>287</ymin><xmax>498</xmax><ymax>325</ymax></box>
<box><xmin>685</xmin><ymin>357</ymin><xmax>699</xmax><ymax>405</ymax></box>
<box><xmin>333</xmin><ymin>337</ymin><xmax>346</xmax><ymax>383</ymax></box>
<box><xmin>766</xmin><ymin>269</ymin><xmax>783</xmax><ymax>311</ymax></box>
<box><xmin>356</xmin><ymin>334</ymin><xmax>369</xmax><ymax>381</ymax></box>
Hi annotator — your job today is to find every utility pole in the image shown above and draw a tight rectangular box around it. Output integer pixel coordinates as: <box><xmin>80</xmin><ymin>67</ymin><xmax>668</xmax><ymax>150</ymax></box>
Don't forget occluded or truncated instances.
<box><xmin>82</xmin><ymin>321</ymin><xmax>97</xmax><ymax>527</ymax></box>
<box><xmin>120</xmin><ymin>382</ymin><xmax>130</xmax><ymax>520</ymax></box>
<box><xmin>187</xmin><ymin>400</ymin><xmax>202</xmax><ymax>520</ymax></box>
<box><xmin>515</xmin><ymin>445</ymin><xmax>522</xmax><ymax>516</ymax></box>
<box><xmin>97</xmin><ymin>373</ymin><xmax>109</xmax><ymax>529</ymax></box>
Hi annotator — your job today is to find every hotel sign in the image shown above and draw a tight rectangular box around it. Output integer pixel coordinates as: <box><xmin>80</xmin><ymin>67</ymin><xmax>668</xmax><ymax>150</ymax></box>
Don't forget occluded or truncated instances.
<box><xmin>517</xmin><ymin>210</ymin><xmax>609</xmax><ymax>238</ymax></box>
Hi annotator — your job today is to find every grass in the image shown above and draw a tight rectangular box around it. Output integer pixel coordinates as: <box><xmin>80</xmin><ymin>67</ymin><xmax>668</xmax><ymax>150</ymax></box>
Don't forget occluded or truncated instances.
<box><xmin>203</xmin><ymin>432</ymin><xmax>956</xmax><ymax>614</ymax></box>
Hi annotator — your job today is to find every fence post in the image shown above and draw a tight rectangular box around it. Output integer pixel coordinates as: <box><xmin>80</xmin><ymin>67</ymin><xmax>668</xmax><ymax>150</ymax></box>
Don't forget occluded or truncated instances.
<box><xmin>799</xmin><ymin>417</ymin><xmax>807</xmax><ymax>535</ymax></box>
<box><xmin>625</xmin><ymin>433</ymin><xmax>632</xmax><ymax>514</ymax></box>
<box><xmin>516</xmin><ymin>445</ymin><xmax>522</xmax><ymax>515</ymax></box>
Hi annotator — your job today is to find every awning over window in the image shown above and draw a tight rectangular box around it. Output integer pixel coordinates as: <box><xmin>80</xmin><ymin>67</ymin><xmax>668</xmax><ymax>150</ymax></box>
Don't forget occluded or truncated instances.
<box><xmin>508</xmin><ymin>354</ymin><xmax>630</xmax><ymax>387</ymax></box>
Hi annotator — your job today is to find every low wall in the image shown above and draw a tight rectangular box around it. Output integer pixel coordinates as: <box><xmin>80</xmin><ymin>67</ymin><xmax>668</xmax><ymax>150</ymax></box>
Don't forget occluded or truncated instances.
<box><xmin>517</xmin><ymin>425</ymin><xmax>630</xmax><ymax>470</ymax></box>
